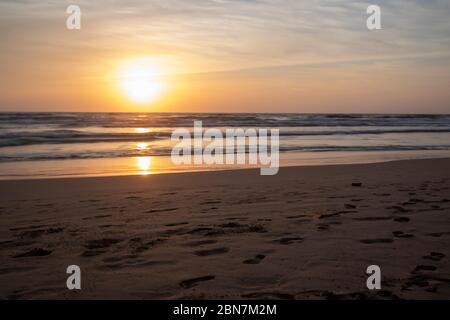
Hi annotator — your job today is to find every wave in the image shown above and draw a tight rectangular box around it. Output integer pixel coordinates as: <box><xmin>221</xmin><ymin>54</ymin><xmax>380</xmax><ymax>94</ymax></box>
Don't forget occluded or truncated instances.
<box><xmin>0</xmin><ymin>130</ymin><xmax>168</xmax><ymax>147</ymax></box>
<box><xmin>1</xmin><ymin>127</ymin><xmax>450</xmax><ymax>147</ymax></box>
<box><xmin>1</xmin><ymin>112</ymin><xmax>450</xmax><ymax>129</ymax></box>
<box><xmin>1</xmin><ymin>112</ymin><xmax>450</xmax><ymax>163</ymax></box>
<box><xmin>2</xmin><ymin>145</ymin><xmax>450</xmax><ymax>162</ymax></box>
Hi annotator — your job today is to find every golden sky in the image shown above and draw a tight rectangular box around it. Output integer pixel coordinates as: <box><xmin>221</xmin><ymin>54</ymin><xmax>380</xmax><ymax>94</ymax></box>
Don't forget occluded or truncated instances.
<box><xmin>0</xmin><ymin>0</ymin><xmax>450</xmax><ymax>113</ymax></box>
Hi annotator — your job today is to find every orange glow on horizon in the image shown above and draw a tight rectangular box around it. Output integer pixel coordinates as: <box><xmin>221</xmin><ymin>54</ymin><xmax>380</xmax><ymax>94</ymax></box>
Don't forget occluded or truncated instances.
<box><xmin>136</xmin><ymin>156</ymin><xmax>152</xmax><ymax>175</ymax></box>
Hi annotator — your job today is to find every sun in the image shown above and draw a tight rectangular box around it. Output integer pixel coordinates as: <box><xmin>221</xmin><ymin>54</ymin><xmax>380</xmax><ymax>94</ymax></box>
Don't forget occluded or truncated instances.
<box><xmin>118</xmin><ymin>59</ymin><xmax>165</xmax><ymax>104</ymax></box>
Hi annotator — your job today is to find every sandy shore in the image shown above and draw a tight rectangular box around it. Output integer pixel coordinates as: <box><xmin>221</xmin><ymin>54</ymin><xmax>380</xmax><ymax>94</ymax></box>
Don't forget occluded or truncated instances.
<box><xmin>1</xmin><ymin>158</ymin><xmax>450</xmax><ymax>299</ymax></box>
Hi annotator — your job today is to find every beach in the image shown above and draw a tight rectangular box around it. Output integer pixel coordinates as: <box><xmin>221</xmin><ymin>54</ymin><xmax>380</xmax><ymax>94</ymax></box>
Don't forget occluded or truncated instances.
<box><xmin>1</xmin><ymin>157</ymin><xmax>449</xmax><ymax>299</ymax></box>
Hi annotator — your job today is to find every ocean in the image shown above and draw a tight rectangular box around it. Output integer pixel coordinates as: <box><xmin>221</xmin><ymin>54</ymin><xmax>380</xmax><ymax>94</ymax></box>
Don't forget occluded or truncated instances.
<box><xmin>1</xmin><ymin>112</ymin><xmax>450</xmax><ymax>179</ymax></box>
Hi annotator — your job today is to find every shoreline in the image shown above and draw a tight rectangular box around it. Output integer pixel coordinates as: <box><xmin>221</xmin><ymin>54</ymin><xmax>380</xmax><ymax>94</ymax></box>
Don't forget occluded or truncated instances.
<box><xmin>1</xmin><ymin>153</ymin><xmax>450</xmax><ymax>182</ymax></box>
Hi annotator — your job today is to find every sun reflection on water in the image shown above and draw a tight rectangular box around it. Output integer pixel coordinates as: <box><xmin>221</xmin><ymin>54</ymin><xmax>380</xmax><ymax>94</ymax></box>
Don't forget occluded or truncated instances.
<box><xmin>136</xmin><ymin>142</ymin><xmax>149</xmax><ymax>150</ymax></box>
<box><xmin>136</xmin><ymin>156</ymin><xmax>152</xmax><ymax>175</ymax></box>
<box><xmin>135</xmin><ymin>128</ymin><xmax>150</xmax><ymax>133</ymax></box>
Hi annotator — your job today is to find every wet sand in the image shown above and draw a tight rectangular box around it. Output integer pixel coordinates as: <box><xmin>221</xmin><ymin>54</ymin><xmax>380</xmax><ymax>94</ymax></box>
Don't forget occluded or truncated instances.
<box><xmin>1</xmin><ymin>158</ymin><xmax>450</xmax><ymax>299</ymax></box>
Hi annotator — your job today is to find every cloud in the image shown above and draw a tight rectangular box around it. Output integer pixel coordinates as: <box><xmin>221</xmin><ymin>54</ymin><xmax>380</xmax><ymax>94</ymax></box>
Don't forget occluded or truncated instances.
<box><xmin>0</xmin><ymin>0</ymin><xmax>449</xmax><ymax>112</ymax></box>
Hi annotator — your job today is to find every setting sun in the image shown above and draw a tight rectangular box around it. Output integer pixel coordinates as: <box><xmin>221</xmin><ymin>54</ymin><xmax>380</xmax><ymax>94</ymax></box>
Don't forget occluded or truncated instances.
<box><xmin>118</xmin><ymin>59</ymin><xmax>165</xmax><ymax>104</ymax></box>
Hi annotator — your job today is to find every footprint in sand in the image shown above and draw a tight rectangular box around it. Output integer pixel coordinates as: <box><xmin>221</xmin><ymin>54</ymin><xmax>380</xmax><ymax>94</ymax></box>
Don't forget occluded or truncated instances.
<box><xmin>426</xmin><ymin>231</ymin><xmax>450</xmax><ymax>238</ymax></box>
<box><xmin>386</xmin><ymin>206</ymin><xmax>411</xmax><ymax>213</ymax></box>
<box><xmin>82</xmin><ymin>214</ymin><xmax>112</xmax><ymax>221</ymax></box>
<box><xmin>144</xmin><ymin>208</ymin><xmax>178</xmax><ymax>213</ymax></box>
<box><xmin>79</xmin><ymin>199</ymin><xmax>101</xmax><ymax>203</ymax></box>
<box><xmin>409</xmin><ymin>198</ymin><xmax>425</xmax><ymax>203</ymax></box>
<box><xmin>393</xmin><ymin>216</ymin><xmax>410</xmax><ymax>223</ymax></box>
<box><xmin>392</xmin><ymin>231</ymin><xmax>414</xmax><ymax>238</ymax></box>
<box><xmin>375</xmin><ymin>193</ymin><xmax>391</xmax><ymax>197</ymax></box>
<box><xmin>194</xmin><ymin>247</ymin><xmax>229</xmax><ymax>256</ymax></box>
<box><xmin>286</xmin><ymin>214</ymin><xmax>308</xmax><ymax>219</ymax></box>
<box><xmin>359</xmin><ymin>238</ymin><xmax>393</xmax><ymax>244</ymax></box>
<box><xmin>184</xmin><ymin>239</ymin><xmax>218</xmax><ymax>247</ymax></box>
<box><xmin>273</xmin><ymin>237</ymin><xmax>304</xmax><ymax>245</ymax></box>
<box><xmin>125</xmin><ymin>196</ymin><xmax>142</xmax><ymax>200</ymax></box>
<box><xmin>413</xmin><ymin>265</ymin><xmax>437</xmax><ymax>272</ymax></box>
<box><xmin>85</xmin><ymin>238</ymin><xmax>122</xmax><ymax>250</ymax></box>
<box><xmin>317</xmin><ymin>223</ymin><xmax>330</xmax><ymax>231</ymax></box>
<box><xmin>160</xmin><ymin>227</ymin><xmax>190</xmax><ymax>237</ymax></box>
<box><xmin>35</xmin><ymin>203</ymin><xmax>55</xmax><ymax>208</ymax></box>
<box><xmin>179</xmin><ymin>275</ymin><xmax>215</xmax><ymax>289</ymax></box>
<box><xmin>200</xmin><ymin>200</ymin><xmax>221</xmax><ymax>205</ymax></box>
<box><xmin>13</xmin><ymin>248</ymin><xmax>52</xmax><ymax>258</ymax></box>
<box><xmin>165</xmin><ymin>222</ymin><xmax>189</xmax><ymax>227</ymax></box>
<box><xmin>82</xmin><ymin>250</ymin><xmax>106</xmax><ymax>257</ymax></box>
<box><xmin>160</xmin><ymin>192</ymin><xmax>176</xmax><ymax>196</ymax></box>
<box><xmin>99</xmin><ymin>224</ymin><xmax>125</xmax><ymax>229</ymax></box>
<box><xmin>353</xmin><ymin>216</ymin><xmax>392</xmax><ymax>221</ymax></box>
<box><xmin>82</xmin><ymin>238</ymin><xmax>123</xmax><ymax>257</ymax></box>
<box><xmin>423</xmin><ymin>252</ymin><xmax>445</xmax><ymax>261</ymax></box>
<box><xmin>319</xmin><ymin>210</ymin><xmax>357</xmax><ymax>219</ymax></box>
<box><xmin>10</xmin><ymin>224</ymin><xmax>49</xmax><ymax>232</ymax></box>
<box><xmin>16</xmin><ymin>227</ymin><xmax>64</xmax><ymax>239</ymax></box>
<box><xmin>243</xmin><ymin>254</ymin><xmax>266</xmax><ymax>264</ymax></box>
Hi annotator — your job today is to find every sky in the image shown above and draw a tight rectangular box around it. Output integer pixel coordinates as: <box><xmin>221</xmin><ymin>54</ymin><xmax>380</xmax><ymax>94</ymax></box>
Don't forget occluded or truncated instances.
<box><xmin>0</xmin><ymin>0</ymin><xmax>450</xmax><ymax>113</ymax></box>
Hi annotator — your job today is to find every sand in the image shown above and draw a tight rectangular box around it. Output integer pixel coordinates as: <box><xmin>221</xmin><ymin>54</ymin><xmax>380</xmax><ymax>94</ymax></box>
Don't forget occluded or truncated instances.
<box><xmin>1</xmin><ymin>158</ymin><xmax>450</xmax><ymax>299</ymax></box>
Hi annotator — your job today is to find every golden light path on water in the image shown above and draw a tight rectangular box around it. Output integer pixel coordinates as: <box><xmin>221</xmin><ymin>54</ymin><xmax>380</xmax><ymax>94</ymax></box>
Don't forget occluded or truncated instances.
<box><xmin>135</xmin><ymin>128</ymin><xmax>151</xmax><ymax>134</ymax></box>
<box><xmin>135</xmin><ymin>140</ymin><xmax>152</xmax><ymax>175</ymax></box>
<box><xmin>136</xmin><ymin>142</ymin><xmax>149</xmax><ymax>150</ymax></box>
<box><xmin>136</xmin><ymin>156</ymin><xmax>152</xmax><ymax>175</ymax></box>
